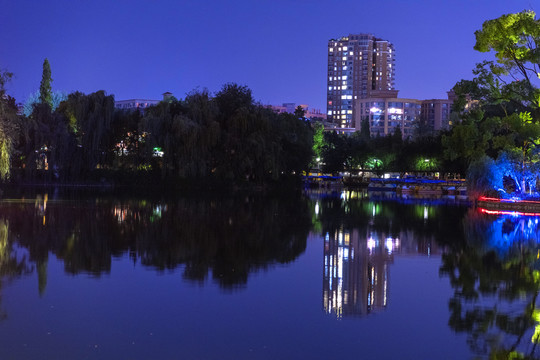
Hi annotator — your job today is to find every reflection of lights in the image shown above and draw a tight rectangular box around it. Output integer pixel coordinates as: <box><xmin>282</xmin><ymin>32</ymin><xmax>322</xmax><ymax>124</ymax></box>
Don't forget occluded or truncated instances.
<box><xmin>113</xmin><ymin>206</ymin><xmax>128</xmax><ymax>223</ymax></box>
<box><xmin>424</xmin><ymin>206</ymin><xmax>428</xmax><ymax>220</ymax></box>
<box><xmin>383</xmin><ymin>264</ymin><xmax>387</xmax><ymax>306</ymax></box>
<box><xmin>480</xmin><ymin>208</ymin><xmax>540</xmax><ymax>217</ymax></box>
<box><xmin>479</xmin><ymin>196</ymin><xmax>540</xmax><ymax>205</ymax></box>
<box><xmin>385</xmin><ymin>238</ymin><xmax>393</xmax><ymax>253</ymax></box>
<box><xmin>367</xmin><ymin>238</ymin><xmax>376</xmax><ymax>252</ymax></box>
<box><xmin>315</xmin><ymin>202</ymin><xmax>319</xmax><ymax>215</ymax></box>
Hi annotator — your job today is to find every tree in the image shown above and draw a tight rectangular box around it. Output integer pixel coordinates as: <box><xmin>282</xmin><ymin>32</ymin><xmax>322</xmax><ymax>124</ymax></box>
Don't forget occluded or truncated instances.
<box><xmin>39</xmin><ymin>59</ymin><xmax>53</xmax><ymax>108</ymax></box>
<box><xmin>474</xmin><ymin>10</ymin><xmax>540</xmax><ymax>110</ymax></box>
<box><xmin>23</xmin><ymin>90</ymin><xmax>66</xmax><ymax>116</ymax></box>
<box><xmin>0</xmin><ymin>70</ymin><xmax>15</xmax><ymax>180</ymax></box>
<box><xmin>360</xmin><ymin>117</ymin><xmax>370</xmax><ymax>141</ymax></box>
<box><xmin>294</xmin><ymin>105</ymin><xmax>305</xmax><ymax>119</ymax></box>
<box><xmin>443</xmin><ymin>11</ymin><xmax>540</xmax><ymax>195</ymax></box>
<box><xmin>311</xmin><ymin>122</ymin><xmax>325</xmax><ymax>168</ymax></box>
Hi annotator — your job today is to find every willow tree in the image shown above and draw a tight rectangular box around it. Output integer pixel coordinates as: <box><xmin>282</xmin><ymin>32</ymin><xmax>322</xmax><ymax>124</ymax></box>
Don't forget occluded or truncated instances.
<box><xmin>57</xmin><ymin>91</ymin><xmax>115</xmax><ymax>177</ymax></box>
<box><xmin>0</xmin><ymin>70</ymin><xmax>14</xmax><ymax>179</ymax></box>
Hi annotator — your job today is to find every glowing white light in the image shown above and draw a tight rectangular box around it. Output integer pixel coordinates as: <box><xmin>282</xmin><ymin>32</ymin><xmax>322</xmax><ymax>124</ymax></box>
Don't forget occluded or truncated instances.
<box><xmin>385</xmin><ymin>238</ymin><xmax>393</xmax><ymax>253</ymax></box>
<box><xmin>370</xmin><ymin>107</ymin><xmax>381</xmax><ymax>113</ymax></box>
<box><xmin>315</xmin><ymin>202</ymin><xmax>319</xmax><ymax>215</ymax></box>
<box><xmin>424</xmin><ymin>206</ymin><xmax>428</xmax><ymax>220</ymax></box>
<box><xmin>367</xmin><ymin>238</ymin><xmax>376</xmax><ymax>252</ymax></box>
<box><xmin>388</xmin><ymin>108</ymin><xmax>403</xmax><ymax>114</ymax></box>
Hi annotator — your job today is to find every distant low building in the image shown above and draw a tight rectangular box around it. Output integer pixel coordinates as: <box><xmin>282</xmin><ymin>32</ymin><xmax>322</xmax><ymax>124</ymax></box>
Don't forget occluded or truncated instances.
<box><xmin>114</xmin><ymin>92</ymin><xmax>173</xmax><ymax>113</ymax></box>
<box><xmin>115</xmin><ymin>99</ymin><xmax>160</xmax><ymax>112</ymax></box>
<box><xmin>265</xmin><ymin>103</ymin><xmax>327</xmax><ymax>121</ymax></box>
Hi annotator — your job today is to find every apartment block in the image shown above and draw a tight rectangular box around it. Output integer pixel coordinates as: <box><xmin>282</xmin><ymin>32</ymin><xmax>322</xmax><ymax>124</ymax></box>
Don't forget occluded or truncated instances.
<box><xmin>327</xmin><ymin>34</ymin><xmax>395</xmax><ymax>129</ymax></box>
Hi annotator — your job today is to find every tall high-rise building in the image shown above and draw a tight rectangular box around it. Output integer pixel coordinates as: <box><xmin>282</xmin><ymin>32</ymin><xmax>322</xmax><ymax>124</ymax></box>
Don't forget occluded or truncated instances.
<box><xmin>327</xmin><ymin>34</ymin><xmax>395</xmax><ymax>128</ymax></box>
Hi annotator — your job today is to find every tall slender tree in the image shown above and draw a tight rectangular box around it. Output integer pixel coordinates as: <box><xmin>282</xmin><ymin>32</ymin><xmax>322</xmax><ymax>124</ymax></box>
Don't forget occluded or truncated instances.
<box><xmin>39</xmin><ymin>58</ymin><xmax>52</xmax><ymax>108</ymax></box>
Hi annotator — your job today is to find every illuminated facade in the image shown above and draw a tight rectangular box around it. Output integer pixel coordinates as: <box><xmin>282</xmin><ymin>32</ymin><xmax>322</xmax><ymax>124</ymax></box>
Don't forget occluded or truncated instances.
<box><xmin>327</xmin><ymin>34</ymin><xmax>396</xmax><ymax>128</ymax></box>
<box><xmin>354</xmin><ymin>91</ymin><xmax>454</xmax><ymax>138</ymax></box>
<box><xmin>356</xmin><ymin>96</ymin><xmax>421</xmax><ymax>138</ymax></box>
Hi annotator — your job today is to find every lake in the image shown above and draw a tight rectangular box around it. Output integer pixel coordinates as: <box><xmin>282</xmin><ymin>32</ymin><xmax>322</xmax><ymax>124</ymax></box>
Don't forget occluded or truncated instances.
<box><xmin>0</xmin><ymin>188</ymin><xmax>538</xmax><ymax>359</ymax></box>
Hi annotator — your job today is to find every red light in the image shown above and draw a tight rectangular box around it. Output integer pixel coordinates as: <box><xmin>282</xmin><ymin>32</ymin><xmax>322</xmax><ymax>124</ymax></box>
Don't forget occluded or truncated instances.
<box><xmin>479</xmin><ymin>208</ymin><xmax>540</xmax><ymax>217</ymax></box>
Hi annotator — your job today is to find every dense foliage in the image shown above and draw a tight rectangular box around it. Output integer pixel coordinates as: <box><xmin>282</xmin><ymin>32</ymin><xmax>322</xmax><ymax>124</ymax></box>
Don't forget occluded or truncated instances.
<box><xmin>318</xmin><ymin>130</ymin><xmax>451</xmax><ymax>176</ymax></box>
<box><xmin>443</xmin><ymin>10</ymin><xmax>540</xmax><ymax>196</ymax></box>
<box><xmin>1</xmin><ymin>78</ymin><xmax>314</xmax><ymax>188</ymax></box>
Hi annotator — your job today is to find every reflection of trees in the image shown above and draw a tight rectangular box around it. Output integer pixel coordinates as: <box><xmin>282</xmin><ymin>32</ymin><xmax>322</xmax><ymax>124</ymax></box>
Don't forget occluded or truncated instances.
<box><xmin>314</xmin><ymin>191</ymin><xmax>467</xmax><ymax>249</ymax></box>
<box><xmin>1</xmin><ymin>193</ymin><xmax>311</xmax><ymax>291</ymax></box>
<box><xmin>0</xmin><ymin>219</ymin><xmax>31</xmax><ymax>320</ymax></box>
<box><xmin>440</xmin><ymin>208</ymin><xmax>540</xmax><ymax>359</ymax></box>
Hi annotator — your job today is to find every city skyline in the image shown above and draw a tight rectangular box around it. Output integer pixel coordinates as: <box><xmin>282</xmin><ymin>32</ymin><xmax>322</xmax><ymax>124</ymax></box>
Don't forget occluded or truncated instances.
<box><xmin>1</xmin><ymin>0</ymin><xmax>535</xmax><ymax>111</ymax></box>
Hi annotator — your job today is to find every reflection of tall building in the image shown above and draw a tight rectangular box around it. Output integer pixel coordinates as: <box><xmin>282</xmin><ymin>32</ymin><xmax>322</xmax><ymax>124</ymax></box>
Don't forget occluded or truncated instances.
<box><xmin>323</xmin><ymin>228</ymin><xmax>397</xmax><ymax>318</ymax></box>
<box><xmin>322</xmin><ymin>224</ymin><xmax>442</xmax><ymax>318</ymax></box>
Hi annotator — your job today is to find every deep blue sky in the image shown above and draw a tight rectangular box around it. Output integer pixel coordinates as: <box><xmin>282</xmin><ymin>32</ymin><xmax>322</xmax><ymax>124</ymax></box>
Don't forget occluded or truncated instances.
<box><xmin>1</xmin><ymin>0</ymin><xmax>537</xmax><ymax>111</ymax></box>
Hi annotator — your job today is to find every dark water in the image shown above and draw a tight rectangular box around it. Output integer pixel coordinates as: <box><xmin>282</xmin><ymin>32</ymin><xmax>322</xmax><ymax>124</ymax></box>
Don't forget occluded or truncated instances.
<box><xmin>0</xmin><ymin>189</ymin><xmax>539</xmax><ymax>359</ymax></box>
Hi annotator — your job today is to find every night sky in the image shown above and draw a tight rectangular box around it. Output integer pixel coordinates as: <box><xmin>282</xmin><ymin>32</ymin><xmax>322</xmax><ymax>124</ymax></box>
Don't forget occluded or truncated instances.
<box><xmin>1</xmin><ymin>0</ymin><xmax>537</xmax><ymax>111</ymax></box>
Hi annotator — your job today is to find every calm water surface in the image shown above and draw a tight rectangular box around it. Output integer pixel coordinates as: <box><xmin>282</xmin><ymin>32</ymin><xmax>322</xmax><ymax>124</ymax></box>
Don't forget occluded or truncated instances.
<box><xmin>0</xmin><ymin>189</ymin><xmax>538</xmax><ymax>359</ymax></box>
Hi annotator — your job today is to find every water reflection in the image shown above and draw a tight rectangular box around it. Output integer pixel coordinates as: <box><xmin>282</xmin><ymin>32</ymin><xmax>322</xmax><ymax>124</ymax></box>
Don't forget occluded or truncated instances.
<box><xmin>0</xmin><ymin>193</ymin><xmax>312</xmax><ymax>296</ymax></box>
<box><xmin>314</xmin><ymin>190</ymin><xmax>466</xmax><ymax>319</ymax></box>
<box><xmin>323</xmin><ymin>229</ymin><xmax>394</xmax><ymax>318</ymax></box>
<box><xmin>440</xmin><ymin>209</ymin><xmax>540</xmax><ymax>359</ymax></box>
